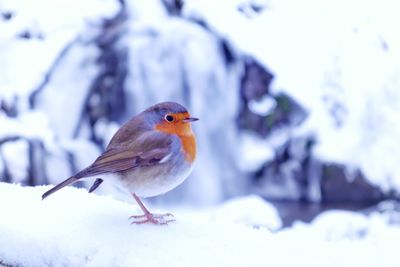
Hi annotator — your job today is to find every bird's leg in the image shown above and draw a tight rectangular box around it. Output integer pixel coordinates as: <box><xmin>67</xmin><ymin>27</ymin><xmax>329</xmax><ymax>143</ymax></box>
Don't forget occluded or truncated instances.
<box><xmin>129</xmin><ymin>193</ymin><xmax>175</xmax><ymax>225</ymax></box>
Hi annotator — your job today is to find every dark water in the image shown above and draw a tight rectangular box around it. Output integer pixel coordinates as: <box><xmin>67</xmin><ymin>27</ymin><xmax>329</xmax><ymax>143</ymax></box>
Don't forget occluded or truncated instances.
<box><xmin>270</xmin><ymin>200</ymin><xmax>380</xmax><ymax>227</ymax></box>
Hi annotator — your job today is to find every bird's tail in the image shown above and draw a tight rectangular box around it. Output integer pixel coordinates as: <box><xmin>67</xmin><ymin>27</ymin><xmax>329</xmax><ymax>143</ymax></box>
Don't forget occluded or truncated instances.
<box><xmin>42</xmin><ymin>176</ymin><xmax>79</xmax><ymax>200</ymax></box>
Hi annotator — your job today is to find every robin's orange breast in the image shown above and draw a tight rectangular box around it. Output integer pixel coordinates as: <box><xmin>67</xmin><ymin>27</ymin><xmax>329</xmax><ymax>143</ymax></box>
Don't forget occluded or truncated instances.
<box><xmin>179</xmin><ymin>134</ymin><xmax>196</xmax><ymax>163</ymax></box>
<box><xmin>154</xmin><ymin>112</ymin><xmax>197</xmax><ymax>163</ymax></box>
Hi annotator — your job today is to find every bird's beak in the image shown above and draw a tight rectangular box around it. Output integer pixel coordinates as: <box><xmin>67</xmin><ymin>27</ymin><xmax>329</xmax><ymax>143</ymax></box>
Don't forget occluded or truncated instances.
<box><xmin>182</xmin><ymin>117</ymin><xmax>199</xmax><ymax>122</ymax></box>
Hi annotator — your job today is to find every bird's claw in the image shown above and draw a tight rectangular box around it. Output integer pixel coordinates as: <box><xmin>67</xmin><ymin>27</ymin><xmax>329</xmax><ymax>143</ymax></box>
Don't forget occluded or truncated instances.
<box><xmin>129</xmin><ymin>212</ymin><xmax>175</xmax><ymax>225</ymax></box>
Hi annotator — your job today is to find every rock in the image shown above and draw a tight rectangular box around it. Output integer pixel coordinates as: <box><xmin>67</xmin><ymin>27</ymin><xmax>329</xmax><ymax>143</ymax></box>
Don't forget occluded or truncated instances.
<box><xmin>320</xmin><ymin>163</ymin><xmax>384</xmax><ymax>203</ymax></box>
<box><xmin>252</xmin><ymin>136</ymin><xmax>316</xmax><ymax>201</ymax></box>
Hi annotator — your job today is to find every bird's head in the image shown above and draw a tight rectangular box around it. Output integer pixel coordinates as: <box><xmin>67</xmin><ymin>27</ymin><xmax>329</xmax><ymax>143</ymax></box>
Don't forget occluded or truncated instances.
<box><xmin>146</xmin><ymin>102</ymin><xmax>199</xmax><ymax>137</ymax></box>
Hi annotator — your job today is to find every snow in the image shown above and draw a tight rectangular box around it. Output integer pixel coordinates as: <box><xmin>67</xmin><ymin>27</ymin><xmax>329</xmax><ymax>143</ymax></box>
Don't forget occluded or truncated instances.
<box><xmin>248</xmin><ymin>95</ymin><xmax>276</xmax><ymax>116</ymax></box>
<box><xmin>0</xmin><ymin>0</ymin><xmax>117</xmax><ymax>100</ymax></box>
<box><xmin>213</xmin><ymin>195</ymin><xmax>282</xmax><ymax>230</ymax></box>
<box><xmin>0</xmin><ymin>111</ymin><xmax>53</xmax><ymax>141</ymax></box>
<box><xmin>238</xmin><ymin>132</ymin><xmax>274</xmax><ymax>172</ymax></box>
<box><xmin>0</xmin><ymin>140</ymin><xmax>29</xmax><ymax>182</ymax></box>
<box><xmin>34</xmin><ymin>43</ymin><xmax>100</xmax><ymax>138</ymax></box>
<box><xmin>1</xmin><ymin>182</ymin><xmax>400</xmax><ymax>267</ymax></box>
<box><xmin>183</xmin><ymin>0</ymin><xmax>400</xmax><ymax>192</ymax></box>
<box><xmin>0</xmin><ymin>182</ymin><xmax>271</xmax><ymax>267</ymax></box>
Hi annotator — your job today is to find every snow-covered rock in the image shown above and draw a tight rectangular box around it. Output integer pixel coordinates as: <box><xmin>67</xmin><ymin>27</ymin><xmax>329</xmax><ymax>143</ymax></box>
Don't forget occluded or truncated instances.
<box><xmin>183</xmin><ymin>0</ymin><xmax>400</xmax><ymax>194</ymax></box>
<box><xmin>214</xmin><ymin>195</ymin><xmax>282</xmax><ymax>230</ymax></box>
<box><xmin>309</xmin><ymin>210</ymin><xmax>371</xmax><ymax>241</ymax></box>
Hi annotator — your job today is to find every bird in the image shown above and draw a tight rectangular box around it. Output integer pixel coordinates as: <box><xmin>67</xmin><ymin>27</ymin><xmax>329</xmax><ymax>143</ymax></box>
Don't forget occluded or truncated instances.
<box><xmin>42</xmin><ymin>102</ymin><xmax>198</xmax><ymax>225</ymax></box>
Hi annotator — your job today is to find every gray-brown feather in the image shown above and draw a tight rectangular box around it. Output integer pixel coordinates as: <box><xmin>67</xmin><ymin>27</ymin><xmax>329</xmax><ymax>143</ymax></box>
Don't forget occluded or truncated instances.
<box><xmin>77</xmin><ymin>131</ymin><xmax>173</xmax><ymax>177</ymax></box>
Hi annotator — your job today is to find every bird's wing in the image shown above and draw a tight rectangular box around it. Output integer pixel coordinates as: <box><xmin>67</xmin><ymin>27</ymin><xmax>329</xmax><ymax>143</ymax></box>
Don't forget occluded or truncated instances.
<box><xmin>75</xmin><ymin>131</ymin><xmax>173</xmax><ymax>178</ymax></box>
<box><xmin>42</xmin><ymin>132</ymin><xmax>172</xmax><ymax>199</ymax></box>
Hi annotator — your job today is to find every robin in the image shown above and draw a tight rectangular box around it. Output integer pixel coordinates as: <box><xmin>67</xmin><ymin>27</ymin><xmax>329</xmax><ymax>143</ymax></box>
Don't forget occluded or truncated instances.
<box><xmin>42</xmin><ymin>102</ymin><xmax>198</xmax><ymax>225</ymax></box>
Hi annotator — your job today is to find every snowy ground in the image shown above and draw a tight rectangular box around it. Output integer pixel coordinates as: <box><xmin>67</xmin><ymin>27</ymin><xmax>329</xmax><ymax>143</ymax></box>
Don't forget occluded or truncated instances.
<box><xmin>0</xmin><ymin>182</ymin><xmax>399</xmax><ymax>267</ymax></box>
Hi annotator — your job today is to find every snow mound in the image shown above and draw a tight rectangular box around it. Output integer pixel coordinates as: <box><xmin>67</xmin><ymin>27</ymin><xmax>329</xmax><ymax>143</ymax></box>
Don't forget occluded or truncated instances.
<box><xmin>1</xmin><ymin>182</ymin><xmax>400</xmax><ymax>267</ymax></box>
<box><xmin>0</xmin><ymin>183</ymin><xmax>270</xmax><ymax>267</ymax></box>
<box><xmin>214</xmin><ymin>195</ymin><xmax>282</xmax><ymax>230</ymax></box>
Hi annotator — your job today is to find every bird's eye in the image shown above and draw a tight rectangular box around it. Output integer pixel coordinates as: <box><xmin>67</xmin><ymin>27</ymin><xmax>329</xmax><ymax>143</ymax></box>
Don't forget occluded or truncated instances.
<box><xmin>165</xmin><ymin>115</ymin><xmax>174</xmax><ymax>122</ymax></box>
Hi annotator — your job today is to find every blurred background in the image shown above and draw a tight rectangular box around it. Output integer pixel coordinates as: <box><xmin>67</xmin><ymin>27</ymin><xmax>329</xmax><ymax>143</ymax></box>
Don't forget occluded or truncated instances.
<box><xmin>1</xmin><ymin>0</ymin><xmax>399</xmax><ymax>227</ymax></box>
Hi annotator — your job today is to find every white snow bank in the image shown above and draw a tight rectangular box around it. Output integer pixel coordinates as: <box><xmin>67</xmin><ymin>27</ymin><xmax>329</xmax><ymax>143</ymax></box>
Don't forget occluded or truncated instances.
<box><xmin>1</xmin><ymin>182</ymin><xmax>400</xmax><ymax>267</ymax></box>
<box><xmin>0</xmin><ymin>182</ymin><xmax>272</xmax><ymax>267</ymax></box>
<box><xmin>213</xmin><ymin>195</ymin><xmax>282</xmax><ymax>230</ymax></box>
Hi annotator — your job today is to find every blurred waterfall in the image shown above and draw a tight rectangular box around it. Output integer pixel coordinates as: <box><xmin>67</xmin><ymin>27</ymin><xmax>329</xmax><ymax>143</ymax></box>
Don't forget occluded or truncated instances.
<box><xmin>117</xmin><ymin>2</ymin><xmax>244</xmax><ymax>204</ymax></box>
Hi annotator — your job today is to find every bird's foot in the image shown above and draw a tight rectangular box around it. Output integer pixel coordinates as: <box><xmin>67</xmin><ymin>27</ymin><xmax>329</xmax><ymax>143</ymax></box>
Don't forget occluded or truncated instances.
<box><xmin>129</xmin><ymin>212</ymin><xmax>175</xmax><ymax>225</ymax></box>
